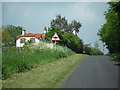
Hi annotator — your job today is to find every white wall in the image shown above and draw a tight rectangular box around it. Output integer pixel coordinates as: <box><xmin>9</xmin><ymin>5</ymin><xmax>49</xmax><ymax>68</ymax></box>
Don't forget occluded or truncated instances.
<box><xmin>16</xmin><ymin>37</ymin><xmax>40</xmax><ymax>47</ymax></box>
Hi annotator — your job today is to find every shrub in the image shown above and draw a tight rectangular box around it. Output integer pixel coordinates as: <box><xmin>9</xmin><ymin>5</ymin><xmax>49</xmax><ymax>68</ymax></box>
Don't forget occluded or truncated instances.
<box><xmin>45</xmin><ymin>25</ymin><xmax>83</xmax><ymax>53</ymax></box>
<box><xmin>2</xmin><ymin>42</ymin><xmax>75</xmax><ymax>79</ymax></box>
<box><xmin>83</xmin><ymin>45</ymin><xmax>91</xmax><ymax>54</ymax></box>
<box><xmin>83</xmin><ymin>45</ymin><xmax>103</xmax><ymax>55</ymax></box>
<box><xmin>62</xmin><ymin>33</ymin><xmax>83</xmax><ymax>53</ymax></box>
<box><xmin>110</xmin><ymin>53</ymin><xmax>120</xmax><ymax>62</ymax></box>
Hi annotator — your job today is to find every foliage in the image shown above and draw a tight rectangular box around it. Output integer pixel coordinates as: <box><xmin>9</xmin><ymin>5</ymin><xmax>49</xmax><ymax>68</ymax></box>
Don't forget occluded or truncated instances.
<box><xmin>49</xmin><ymin>15</ymin><xmax>83</xmax><ymax>53</ymax></box>
<box><xmin>112</xmin><ymin>53</ymin><xmax>120</xmax><ymax>62</ymax></box>
<box><xmin>45</xmin><ymin>25</ymin><xmax>83</xmax><ymax>53</ymax></box>
<box><xmin>2</xmin><ymin>25</ymin><xmax>22</xmax><ymax>46</ymax></box>
<box><xmin>68</xmin><ymin>20</ymin><xmax>82</xmax><ymax>33</ymax></box>
<box><xmin>24</xmin><ymin>40</ymin><xmax>32</xmax><ymax>46</ymax></box>
<box><xmin>107</xmin><ymin>53</ymin><xmax>120</xmax><ymax>62</ymax></box>
<box><xmin>45</xmin><ymin>24</ymin><xmax>63</xmax><ymax>41</ymax></box>
<box><xmin>0</xmin><ymin>28</ymin><xmax>2</xmax><ymax>47</ymax></box>
<box><xmin>62</xmin><ymin>33</ymin><xmax>83</xmax><ymax>53</ymax></box>
<box><xmin>83</xmin><ymin>45</ymin><xmax>103</xmax><ymax>55</ymax></box>
<box><xmin>2</xmin><ymin>42</ymin><xmax>75</xmax><ymax>79</ymax></box>
<box><xmin>51</xmin><ymin>14</ymin><xmax>82</xmax><ymax>33</ymax></box>
<box><xmin>90</xmin><ymin>48</ymin><xmax>104</xmax><ymax>55</ymax></box>
<box><xmin>83</xmin><ymin>45</ymin><xmax>91</xmax><ymax>54</ymax></box>
<box><xmin>51</xmin><ymin>14</ymin><xmax>68</xmax><ymax>33</ymax></box>
<box><xmin>97</xmin><ymin>1</ymin><xmax>120</xmax><ymax>54</ymax></box>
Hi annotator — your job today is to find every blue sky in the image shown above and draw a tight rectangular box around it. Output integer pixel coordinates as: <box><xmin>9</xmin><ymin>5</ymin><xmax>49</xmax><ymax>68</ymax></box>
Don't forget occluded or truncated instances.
<box><xmin>2</xmin><ymin>2</ymin><xmax>109</xmax><ymax>54</ymax></box>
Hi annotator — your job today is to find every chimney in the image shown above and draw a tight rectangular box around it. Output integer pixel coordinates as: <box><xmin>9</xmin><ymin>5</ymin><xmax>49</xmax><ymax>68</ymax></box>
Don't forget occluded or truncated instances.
<box><xmin>22</xmin><ymin>28</ymin><xmax>26</xmax><ymax>35</ymax></box>
<box><xmin>43</xmin><ymin>27</ymin><xmax>47</xmax><ymax>35</ymax></box>
<box><xmin>73</xmin><ymin>28</ymin><xmax>76</xmax><ymax>35</ymax></box>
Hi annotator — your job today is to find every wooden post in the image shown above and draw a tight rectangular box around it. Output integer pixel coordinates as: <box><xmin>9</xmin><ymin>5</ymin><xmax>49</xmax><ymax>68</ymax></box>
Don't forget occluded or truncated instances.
<box><xmin>55</xmin><ymin>40</ymin><xmax>56</xmax><ymax>48</ymax></box>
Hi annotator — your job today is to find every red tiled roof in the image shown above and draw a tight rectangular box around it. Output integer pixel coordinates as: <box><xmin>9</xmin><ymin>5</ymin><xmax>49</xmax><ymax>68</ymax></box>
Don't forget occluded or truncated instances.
<box><xmin>16</xmin><ymin>33</ymin><xmax>45</xmax><ymax>40</ymax></box>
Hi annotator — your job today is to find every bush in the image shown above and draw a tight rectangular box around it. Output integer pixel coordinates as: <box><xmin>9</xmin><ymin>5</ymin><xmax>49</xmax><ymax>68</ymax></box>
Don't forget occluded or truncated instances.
<box><xmin>83</xmin><ymin>45</ymin><xmax>91</xmax><ymax>54</ymax></box>
<box><xmin>83</xmin><ymin>45</ymin><xmax>104</xmax><ymax>55</ymax></box>
<box><xmin>45</xmin><ymin>25</ymin><xmax>83</xmax><ymax>53</ymax></box>
<box><xmin>2</xmin><ymin>42</ymin><xmax>75</xmax><ymax>79</ymax></box>
<box><xmin>62</xmin><ymin>33</ymin><xmax>83</xmax><ymax>53</ymax></box>
<box><xmin>91</xmin><ymin>48</ymin><xmax>103</xmax><ymax>55</ymax></box>
<box><xmin>110</xmin><ymin>53</ymin><xmax>120</xmax><ymax>62</ymax></box>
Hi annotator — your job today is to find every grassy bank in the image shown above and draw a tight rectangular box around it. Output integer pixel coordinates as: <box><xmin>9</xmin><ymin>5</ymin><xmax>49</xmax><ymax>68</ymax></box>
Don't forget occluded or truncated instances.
<box><xmin>107</xmin><ymin>53</ymin><xmax>120</xmax><ymax>62</ymax></box>
<box><xmin>2</xmin><ymin>42</ymin><xmax>75</xmax><ymax>79</ymax></box>
<box><xmin>3</xmin><ymin>54</ymin><xmax>86</xmax><ymax>88</ymax></box>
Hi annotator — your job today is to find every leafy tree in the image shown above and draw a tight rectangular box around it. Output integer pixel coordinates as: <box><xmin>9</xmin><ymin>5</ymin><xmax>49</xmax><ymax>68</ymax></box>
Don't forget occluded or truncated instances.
<box><xmin>62</xmin><ymin>33</ymin><xmax>83</xmax><ymax>53</ymax></box>
<box><xmin>45</xmin><ymin>25</ymin><xmax>83</xmax><ymax>53</ymax></box>
<box><xmin>51</xmin><ymin>14</ymin><xmax>68</xmax><ymax>33</ymax></box>
<box><xmin>51</xmin><ymin>14</ymin><xmax>82</xmax><ymax>33</ymax></box>
<box><xmin>83</xmin><ymin>45</ymin><xmax>91</xmax><ymax>54</ymax></box>
<box><xmin>97</xmin><ymin>1</ymin><xmax>120</xmax><ymax>54</ymax></box>
<box><xmin>0</xmin><ymin>28</ymin><xmax>2</xmax><ymax>47</ymax></box>
<box><xmin>2</xmin><ymin>25</ymin><xmax>22</xmax><ymax>46</ymax></box>
<box><xmin>45</xmin><ymin>24</ymin><xmax>64</xmax><ymax>45</ymax></box>
<box><xmin>2</xmin><ymin>29</ymin><xmax>13</xmax><ymax>46</ymax></box>
<box><xmin>69</xmin><ymin>20</ymin><xmax>82</xmax><ymax>33</ymax></box>
<box><xmin>90</xmin><ymin>48</ymin><xmax>103</xmax><ymax>55</ymax></box>
<box><xmin>45</xmin><ymin>24</ymin><xmax>63</xmax><ymax>40</ymax></box>
<box><xmin>83</xmin><ymin>45</ymin><xmax>103</xmax><ymax>55</ymax></box>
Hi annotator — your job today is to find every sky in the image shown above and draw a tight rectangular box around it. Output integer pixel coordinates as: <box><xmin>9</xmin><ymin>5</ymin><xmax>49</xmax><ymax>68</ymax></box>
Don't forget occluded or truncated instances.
<box><xmin>2</xmin><ymin>1</ymin><xmax>110</xmax><ymax>54</ymax></box>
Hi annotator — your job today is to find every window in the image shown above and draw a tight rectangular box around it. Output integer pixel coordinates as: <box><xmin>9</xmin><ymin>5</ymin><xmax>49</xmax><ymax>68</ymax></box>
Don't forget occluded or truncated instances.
<box><xmin>20</xmin><ymin>38</ymin><xmax>26</xmax><ymax>43</ymax></box>
<box><xmin>30</xmin><ymin>38</ymin><xmax>35</xmax><ymax>43</ymax></box>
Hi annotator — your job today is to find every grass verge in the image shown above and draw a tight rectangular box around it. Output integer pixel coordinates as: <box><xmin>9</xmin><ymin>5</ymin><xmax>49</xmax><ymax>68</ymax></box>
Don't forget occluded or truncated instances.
<box><xmin>107</xmin><ymin>53</ymin><xmax>120</xmax><ymax>62</ymax></box>
<box><xmin>2</xmin><ymin>42</ymin><xmax>74</xmax><ymax>79</ymax></box>
<box><xmin>2</xmin><ymin>54</ymin><xmax>86</xmax><ymax>88</ymax></box>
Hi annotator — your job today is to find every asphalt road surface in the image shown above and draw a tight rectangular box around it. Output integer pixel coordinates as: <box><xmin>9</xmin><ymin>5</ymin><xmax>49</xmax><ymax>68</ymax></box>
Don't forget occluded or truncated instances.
<box><xmin>59</xmin><ymin>56</ymin><xmax>118</xmax><ymax>88</ymax></box>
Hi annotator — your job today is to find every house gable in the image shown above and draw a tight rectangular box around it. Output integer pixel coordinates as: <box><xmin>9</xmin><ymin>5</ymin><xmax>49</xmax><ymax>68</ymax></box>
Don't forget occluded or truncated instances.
<box><xmin>16</xmin><ymin>33</ymin><xmax>45</xmax><ymax>47</ymax></box>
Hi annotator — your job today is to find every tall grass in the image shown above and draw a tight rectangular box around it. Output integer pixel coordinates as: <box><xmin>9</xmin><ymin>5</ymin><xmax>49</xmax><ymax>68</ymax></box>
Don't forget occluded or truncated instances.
<box><xmin>108</xmin><ymin>53</ymin><xmax>120</xmax><ymax>62</ymax></box>
<box><xmin>2</xmin><ymin>42</ymin><xmax>75</xmax><ymax>79</ymax></box>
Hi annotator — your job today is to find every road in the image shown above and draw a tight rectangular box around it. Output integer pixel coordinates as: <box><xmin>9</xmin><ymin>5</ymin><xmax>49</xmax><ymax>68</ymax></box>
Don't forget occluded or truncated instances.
<box><xmin>59</xmin><ymin>56</ymin><xmax>118</xmax><ymax>88</ymax></box>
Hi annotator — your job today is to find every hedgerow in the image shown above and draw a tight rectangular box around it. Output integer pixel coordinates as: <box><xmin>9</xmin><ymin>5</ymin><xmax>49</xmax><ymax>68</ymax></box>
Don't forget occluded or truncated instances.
<box><xmin>2</xmin><ymin>42</ymin><xmax>75</xmax><ymax>79</ymax></box>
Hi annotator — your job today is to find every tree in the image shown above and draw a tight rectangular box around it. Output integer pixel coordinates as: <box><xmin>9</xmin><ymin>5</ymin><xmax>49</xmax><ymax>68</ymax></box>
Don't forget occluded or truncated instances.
<box><xmin>45</xmin><ymin>24</ymin><xmax>63</xmax><ymax>40</ymax></box>
<box><xmin>45</xmin><ymin>25</ymin><xmax>83</xmax><ymax>53</ymax></box>
<box><xmin>45</xmin><ymin>24</ymin><xmax>64</xmax><ymax>45</ymax></box>
<box><xmin>2</xmin><ymin>29</ymin><xmax>13</xmax><ymax>46</ymax></box>
<box><xmin>83</xmin><ymin>45</ymin><xmax>91</xmax><ymax>54</ymax></box>
<box><xmin>97</xmin><ymin>1</ymin><xmax>120</xmax><ymax>54</ymax></box>
<box><xmin>0</xmin><ymin>28</ymin><xmax>2</xmax><ymax>47</ymax></box>
<box><xmin>2</xmin><ymin>25</ymin><xmax>23</xmax><ymax>46</ymax></box>
<box><xmin>51</xmin><ymin>14</ymin><xmax>68</xmax><ymax>33</ymax></box>
<box><xmin>51</xmin><ymin>14</ymin><xmax>82</xmax><ymax>33</ymax></box>
<box><xmin>69</xmin><ymin>20</ymin><xmax>82</xmax><ymax>33</ymax></box>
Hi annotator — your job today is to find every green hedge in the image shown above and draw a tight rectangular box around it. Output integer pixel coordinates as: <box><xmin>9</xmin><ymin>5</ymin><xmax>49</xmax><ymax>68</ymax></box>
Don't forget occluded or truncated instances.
<box><xmin>2</xmin><ymin>43</ymin><xmax>75</xmax><ymax>79</ymax></box>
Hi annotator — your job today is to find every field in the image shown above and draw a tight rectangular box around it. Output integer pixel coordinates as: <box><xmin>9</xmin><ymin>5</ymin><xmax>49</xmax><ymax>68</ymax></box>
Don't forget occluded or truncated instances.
<box><xmin>2</xmin><ymin>42</ymin><xmax>75</xmax><ymax>79</ymax></box>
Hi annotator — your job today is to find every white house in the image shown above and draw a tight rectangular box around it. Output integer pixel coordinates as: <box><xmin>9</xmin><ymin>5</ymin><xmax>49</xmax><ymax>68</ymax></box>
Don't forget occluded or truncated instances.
<box><xmin>16</xmin><ymin>27</ymin><xmax>47</xmax><ymax>47</ymax></box>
